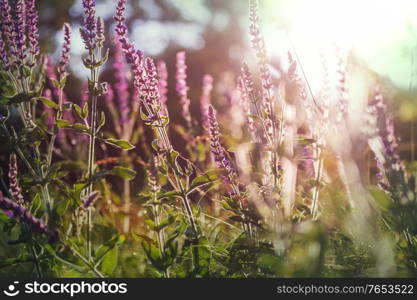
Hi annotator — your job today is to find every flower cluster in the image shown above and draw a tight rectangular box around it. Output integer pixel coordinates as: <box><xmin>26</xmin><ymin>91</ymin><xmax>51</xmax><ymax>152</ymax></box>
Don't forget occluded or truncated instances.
<box><xmin>371</xmin><ymin>88</ymin><xmax>405</xmax><ymax>174</ymax></box>
<box><xmin>26</xmin><ymin>0</ymin><xmax>40</xmax><ymax>61</ymax></box>
<box><xmin>157</xmin><ymin>61</ymin><xmax>168</xmax><ymax>106</ymax></box>
<box><xmin>8</xmin><ymin>154</ymin><xmax>25</xmax><ymax>206</ymax></box>
<box><xmin>113</xmin><ymin>38</ymin><xmax>130</xmax><ymax>125</ymax></box>
<box><xmin>0</xmin><ymin>0</ymin><xmax>40</xmax><ymax>72</ymax></box>
<box><xmin>81</xmin><ymin>191</ymin><xmax>100</xmax><ymax>210</ymax></box>
<box><xmin>176</xmin><ymin>51</ymin><xmax>192</xmax><ymax>128</ymax></box>
<box><xmin>57</xmin><ymin>23</ymin><xmax>72</xmax><ymax>82</ymax></box>
<box><xmin>249</xmin><ymin>0</ymin><xmax>274</xmax><ymax>116</ymax></box>
<box><xmin>0</xmin><ymin>191</ymin><xmax>57</xmax><ymax>243</ymax></box>
<box><xmin>207</xmin><ymin>105</ymin><xmax>237</xmax><ymax>188</ymax></box>
<box><xmin>80</xmin><ymin>0</ymin><xmax>97</xmax><ymax>53</ymax></box>
<box><xmin>200</xmin><ymin>74</ymin><xmax>213</xmax><ymax>131</ymax></box>
<box><xmin>114</xmin><ymin>0</ymin><xmax>162</xmax><ymax>111</ymax></box>
<box><xmin>13</xmin><ymin>0</ymin><xmax>27</xmax><ymax>65</ymax></box>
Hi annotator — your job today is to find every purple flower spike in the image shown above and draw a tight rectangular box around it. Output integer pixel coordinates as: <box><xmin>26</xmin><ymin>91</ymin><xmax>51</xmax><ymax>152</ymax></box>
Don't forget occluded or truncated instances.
<box><xmin>0</xmin><ymin>37</ymin><xmax>9</xmax><ymax>70</ymax></box>
<box><xmin>200</xmin><ymin>74</ymin><xmax>213</xmax><ymax>131</ymax></box>
<box><xmin>80</xmin><ymin>0</ymin><xmax>97</xmax><ymax>52</ymax></box>
<box><xmin>113</xmin><ymin>38</ymin><xmax>130</xmax><ymax>125</ymax></box>
<box><xmin>26</xmin><ymin>0</ymin><xmax>39</xmax><ymax>59</ymax></box>
<box><xmin>144</xmin><ymin>57</ymin><xmax>160</xmax><ymax>106</ymax></box>
<box><xmin>176</xmin><ymin>51</ymin><xmax>192</xmax><ymax>128</ymax></box>
<box><xmin>0</xmin><ymin>0</ymin><xmax>13</xmax><ymax>45</ymax></box>
<box><xmin>96</xmin><ymin>17</ymin><xmax>105</xmax><ymax>47</ymax></box>
<box><xmin>114</xmin><ymin>0</ymin><xmax>128</xmax><ymax>38</ymax></box>
<box><xmin>12</xmin><ymin>0</ymin><xmax>27</xmax><ymax>66</ymax></box>
<box><xmin>157</xmin><ymin>60</ymin><xmax>168</xmax><ymax>106</ymax></box>
<box><xmin>115</xmin><ymin>0</ymin><xmax>147</xmax><ymax>94</ymax></box>
<box><xmin>0</xmin><ymin>191</ymin><xmax>58</xmax><ymax>243</ymax></box>
<box><xmin>249</xmin><ymin>0</ymin><xmax>274</xmax><ymax>116</ymax></box>
<box><xmin>207</xmin><ymin>105</ymin><xmax>237</xmax><ymax>186</ymax></box>
<box><xmin>241</xmin><ymin>63</ymin><xmax>256</xmax><ymax>101</ymax></box>
<box><xmin>57</xmin><ymin>23</ymin><xmax>72</xmax><ymax>82</ymax></box>
<box><xmin>8</xmin><ymin>154</ymin><xmax>25</xmax><ymax>206</ymax></box>
<box><xmin>81</xmin><ymin>191</ymin><xmax>100</xmax><ymax>210</ymax></box>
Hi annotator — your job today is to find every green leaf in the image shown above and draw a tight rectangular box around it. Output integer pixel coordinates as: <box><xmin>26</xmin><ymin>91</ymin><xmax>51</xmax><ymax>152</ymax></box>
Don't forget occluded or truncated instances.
<box><xmin>97</xmin><ymin>111</ymin><xmax>106</xmax><ymax>130</ymax></box>
<box><xmin>34</xmin><ymin>97</ymin><xmax>59</xmax><ymax>109</ymax></box>
<box><xmin>111</xmin><ymin>166</ymin><xmax>136</xmax><ymax>180</ymax></box>
<box><xmin>83</xmin><ymin>102</ymin><xmax>89</xmax><ymax>119</ymax></box>
<box><xmin>74</xmin><ymin>104</ymin><xmax>84</xmax><ymax>119</ymax></box>
<box><xmin>188</xmin><ymin>169</ymin><xmax>220</xmax><ymax>193</ymax></box>
<box><xmin>100</xmin><ymin>247</ymin><xmax>118</xmax><ymax>276</ymax></box>
<box><xmin>56</xmin><ymin>119</ymin><xmax>71</xmax><ymax>128</ymax></box>
<box><xmin>105</xmin><ymin>138</ymin><xmax>135</xmax><ymax>150</ymax></box>
<box><xmin>56</xmin><ymin>119</ymin><xmax>90</xmax><ymax>133</ymax></box>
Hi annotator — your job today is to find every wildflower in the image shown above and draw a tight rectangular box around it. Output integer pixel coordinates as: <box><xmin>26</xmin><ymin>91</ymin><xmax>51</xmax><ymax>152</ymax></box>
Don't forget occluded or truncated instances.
<box><xmin>0</xmin><ymin>0</ymin><xmax>13</xmax><ymax>46</ymax></box>
<box><xmin>207</xmin><ymin>105</ymin><xmax>237</xmax><ymax>186</ymax></box>
<box><xmin>237</xmin><ymin>76</ymin><xmax>258</xmax><ymax>142</ymax></box>
<box><xmin>335</xmin><ymin>46</ymin><xmax>349</xmax><ymax>122</ymax></box>
<box><xmin>200</xmin><ymin>74</ymin><xmax>213</xmax><ymax>131</ymax></box>
<box><xmin>114</xmin><ymin>0</ymin><xmax>145</xmax><ymax>92</ymax></box>
<box><xmin>372</xmin><ymin>88</ymin><xmax>404</xmax><ymax>173</ymax></box>
<box><xmin>249</xmin><ymin>0</ymin><xmax>273</xmax><ymax>116</ymax></box>
<box><xmin>176</xmin><ymin>51</ymin><xmax>192</xmax><ymax>128</ymax></box>
<box><xmin>12</xmin><ymin>0</ymin><xmax>27</xmax><ymax>66</ymax></box>
<box><xmin>57</xmin><ymin>23</ymin><xmax>72</xmax><ymax>82</ymax></box>
<box><xmin>157</xmin><ymin>60</ymin><xmax>168</xmax><ymax>106</ymax></box>
<box><xmin>240</xmin><ymin>63</ymin><xmax>256</xmax><ymax>102</ymax></box>
<box><xmin>81</xmin><ymin>191</ymin><xmax>100</xmax><ymax>210</ymax></box>
<box><xmin>0</xmin><ymin>191</ymin><xmax>58</xmax><ymax>243</ymax></box>
<box><xmin>0</xmin><ymin>38</ymin><xmax>9</xmax><ymax>70</ymax></box>
<box><xmin>96</xmin><ymin>17</ymin><xmax>105</xmax><ymax>47</ymax></box>
<box><xmin>26</xmin><ymin>0</ymin><xmax>39</xmax><ymax>59</ymax></box>
<box><xmin>144</xmin><ymin>56</ymin><xmax>160</xmax><ymax>106</ymax></box>
<box><xmin>8</xmin><ymin>154</ymin><xmax>25</xmax><ymax>206</ymax></box>
<box><xmin>80</xmin><ymin>0</ymin><xmax>97</xmax><ymax>53</ymax></box>
<box><xmin>113</xmin><ymin>38</ymin><xmax>130</xmax><ymax>125</ymax></box>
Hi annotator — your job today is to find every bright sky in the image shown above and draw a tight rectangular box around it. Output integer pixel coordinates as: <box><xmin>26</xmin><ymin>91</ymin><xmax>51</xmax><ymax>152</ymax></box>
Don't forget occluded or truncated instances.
<box><xmin>261</xmin><ymin>0</ymin><xmax>417</xmax><ymax>89</ymax></box>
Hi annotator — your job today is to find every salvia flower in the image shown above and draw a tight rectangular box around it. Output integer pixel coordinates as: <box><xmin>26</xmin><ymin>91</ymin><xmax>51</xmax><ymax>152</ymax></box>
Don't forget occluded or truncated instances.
<box><xmin>0</xmin><ymin>37</ymin><xmax>9</xmax><ymax>70</ymax></box>
<box><xmin>80</xmin><ymin>0</ymin><xmax>97</xmax><ymax>52</ymax></box>
<box><xmin>114</xmin><ymin>0</ymin><xmax>128</xmax><ymax>38</ymax></box>
<box><xmin>207</xmin><ymin>105</ymin><xmax>237</xmax><ymax>187</ymax></box>
<box><xmin>25</xmin><ymin>0</ymin><xmax>39</xmax><ymax>60</ymax></box>
<box><xmin>144</xmin><ymin>56</ymin><xmax>160</xmax><ymax>106</ymax></box>
<box><xmin>81</xmin><ymin>191</ymin><xmax>100</xmax><ymax>210</ymax></box>
<box><xmin>0</xmin><ymin>191</ymin><xmax>58</xmax><ymax>243</ymax></box>
<box><xmin>157</xmin><ymin>60</ymin><xmax>168</xmax><ymax>106</ymax></box>
<box><xmin>238</xmin><ymin>76</ymin><xmax>258</xmax><ymax>142</ymax></box>
<box><xmin>12</xmin><ymin>0</ymin><xmax>27</xmax><ymax>66</ymax></box>
<box><xmin>176</xmin><ymin>51</ymin><xmax>192</xmax><ymax>128</ymax></box>
<box><xmin>373</xmin><ymin>88</ymin><xmax>404</xmax><ymax>173</ymax></box>
<box><xmin>241</xmin><ymin>63</ymin><xmax>257</xmax><ymax>102</ymax></box>
<box><xmin>335</xmin><ymin>46</ymin><xmax>349</xmax><ymax>122</ymax></box>
<box><xmin>0</xmin><ymin>0</ymin><xmax>13</xmax><ymax>45</ymax></box>
<box><xmin>57</xmin><ymin>23</ymin><xmax>72</xmax><ymax>82</ymax></box>
<box><xmin>113</xmin><ymin>38</ymin><xmax>130</xmax><ymax>125</ymax></box>
<box><xmin>200</xmin><ymin>74</ymin><xmax>213</xmax><ymax>131</ymax></box>
<box><xmin>8</xmin><ymin>154</ymin><xmax>25</xmax><ymax>206</ymax></box>
<box><xmin>114</xmin><ymin>0</ymin><xmax>148</xmax><ymax>94</ymax></box>
<box><xmin>249</xmin><ymin>0</ymin><xmax>274</xmax><ymax>116</ymax></box>
<box><xmin>96</xmin><ymin>17</ymin><xmax>105</xmax><ymax>47</ymax></box>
